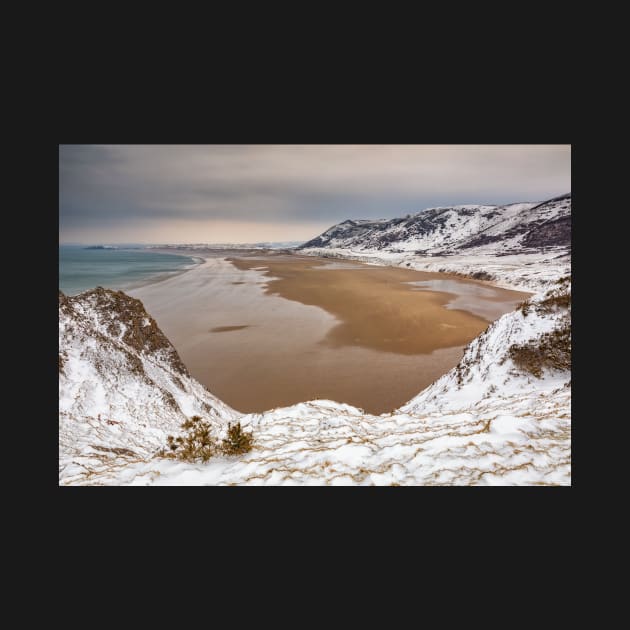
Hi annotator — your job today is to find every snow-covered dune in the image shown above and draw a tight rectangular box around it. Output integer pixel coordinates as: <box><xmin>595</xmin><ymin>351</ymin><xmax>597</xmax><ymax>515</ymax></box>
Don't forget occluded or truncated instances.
<box><xmin>59</xmin><ymin>281</ymin><xmax>570</xmax><ymax>486</ymax></box>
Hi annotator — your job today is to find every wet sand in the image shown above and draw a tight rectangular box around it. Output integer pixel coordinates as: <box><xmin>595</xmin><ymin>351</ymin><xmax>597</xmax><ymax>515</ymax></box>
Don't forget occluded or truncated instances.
<box><xmin>131</xmin><ymin>253</ymin><xmax>529</xmax><ymax>415</ymax></box>
<box><xmin>230</xmin><ymin>256</ymin><xmax>523</xmax><ymax>354</ymax></box>
<box><xmin>210</xmin><ymin>325</ymin><xmax>250</xmax><ymax>333</ymax></box>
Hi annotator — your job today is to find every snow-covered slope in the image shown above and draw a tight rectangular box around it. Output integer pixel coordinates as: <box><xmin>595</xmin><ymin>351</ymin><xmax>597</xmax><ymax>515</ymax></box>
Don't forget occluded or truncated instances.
<box><xmin>59</xmin><ymin>279</ymin><xmax>571</xmax><ymax>486</ymax></box>
<box><xmin>300</xmin><ymin>193</ymin><xmax>570</xmax><ymax>257</ymax></box>
<box><xmin>58</xmin><ymin>288</ymin><xmax>239</xmax><ymax>484</ymax></box>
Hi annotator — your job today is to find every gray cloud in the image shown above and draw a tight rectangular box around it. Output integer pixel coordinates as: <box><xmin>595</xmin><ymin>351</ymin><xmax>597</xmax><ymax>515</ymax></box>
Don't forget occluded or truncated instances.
<box><xmin>59</xmin><ymin>144</ymin><xmax>571</xmax><ymax>243</ymax></box>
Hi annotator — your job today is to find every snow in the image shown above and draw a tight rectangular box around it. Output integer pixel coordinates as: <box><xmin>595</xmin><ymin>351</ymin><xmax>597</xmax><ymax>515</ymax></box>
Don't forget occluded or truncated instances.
<box><xmin>58</xmin><ymin>289</ymin><xmax>239</xmax><ymax>484</ymax></box>
<box><xmin>301</xmin><ymin>194</ymin><xmax>570</xmax><ymax>260</ymax></box>
<box><xmin>299</xmin><ymin>249</ymin><xmax>569</xmax><ymax>293</ymax></box>
<box><xmin>60</xmin><ymin>282</ymin><xmax>570</xmax><ymax>486</ymax></box>
<box><xmin>59</xmin><ymin>196</ymin><xmax>571</xmax><ymax>486</ymax></box>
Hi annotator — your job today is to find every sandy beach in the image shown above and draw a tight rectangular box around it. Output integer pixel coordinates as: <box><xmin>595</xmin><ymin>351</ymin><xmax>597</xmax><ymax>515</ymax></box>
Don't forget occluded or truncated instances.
<box><xmin>130</xmin><ymin>252</ymin><xmax>529</xmax><ymax>414</ymax></box>
<box><xmin>230</xmin><ymin>255</ymin><xmax>525</xmax><ymax>354</ymax></box>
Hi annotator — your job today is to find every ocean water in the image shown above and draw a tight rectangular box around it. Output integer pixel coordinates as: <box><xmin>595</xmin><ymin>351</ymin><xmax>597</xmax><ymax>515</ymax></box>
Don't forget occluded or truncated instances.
<box><xmin>59</xmin><ymin>245</ymin><xmax>200</xmax><ymax>295</ymax></box>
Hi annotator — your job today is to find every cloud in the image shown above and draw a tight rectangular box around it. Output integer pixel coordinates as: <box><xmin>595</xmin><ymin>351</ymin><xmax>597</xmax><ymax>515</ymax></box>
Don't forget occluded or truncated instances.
<box><xmin>59</xmin><ymin>144</ymin><xmax>571</xmax><ymax>242</ymax></box>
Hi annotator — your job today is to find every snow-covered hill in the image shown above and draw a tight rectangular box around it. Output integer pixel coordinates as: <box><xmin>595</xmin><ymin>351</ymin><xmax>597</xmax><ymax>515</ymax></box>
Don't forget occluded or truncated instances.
<box><xmin>300</xmin><ymin>193</ymin><xmax>570</xmax><ymax>257</ymax></box>
<box><xmin>58</xmin><ymin>288</ymin><xmax>239</xmax><ymax>483</ymax></box>
<box><xmin>59</xmin><ymin>278</ymin><xmax>571</xmax><ymax>486</ymax></box>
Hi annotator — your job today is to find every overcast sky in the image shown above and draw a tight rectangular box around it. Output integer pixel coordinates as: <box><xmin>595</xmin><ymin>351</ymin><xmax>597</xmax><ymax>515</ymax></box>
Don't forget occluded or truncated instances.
<box><xmin>59</xmin><ymin>145</ymin><xmax>571</xmax><ymax>244</ymax></box>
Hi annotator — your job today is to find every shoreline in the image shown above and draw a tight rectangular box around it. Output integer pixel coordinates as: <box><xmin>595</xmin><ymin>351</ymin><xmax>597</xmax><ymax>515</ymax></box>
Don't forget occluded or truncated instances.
<box><xmin>59</xmin><ymin>246</ymin><xmax>204</xmax><ymax>296</ymax></box>
<box><xmin>148</xmin><ymin>245</ymin><xmax>538</xmax><ymax>297</ymax></box>
<box><xmin>296</xmin><ymin>247</ymin><xmax>562</xmax><ymax>295</ymax></box>
<box><xmin>117</xmin><ymin>250</ymin><xmax>205</xmax><ymax>292</ymax></box>
<box><xmin>129</xmin><ymin>252</ymin><xmax>528</xmax><ymax>414</ymax></box>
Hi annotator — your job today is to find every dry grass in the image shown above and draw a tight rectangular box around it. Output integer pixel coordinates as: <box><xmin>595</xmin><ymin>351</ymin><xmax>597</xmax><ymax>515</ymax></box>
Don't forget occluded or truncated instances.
<box><xmin>519</xmin><ymin>279</ymin><xmax>571</xmax><ymax>318</ymax></box>
<box><xmin>509</xmin><ymin>278</ymin><xmax>571</xmax><ymax>378</ymax></box>
<box><xmin>537</xmin><ymin>290</ymin><xmax>571</xmax><ymax>313</ymax></box>
<box><xmin>508</xmin><ymin>316</ymin><xmax>571</xmax><ymax>378</ymax></box>
<box><xmin>537</xmin><ymin>278</ymin><xmax>571</xmax><ymax>313</ymax></box>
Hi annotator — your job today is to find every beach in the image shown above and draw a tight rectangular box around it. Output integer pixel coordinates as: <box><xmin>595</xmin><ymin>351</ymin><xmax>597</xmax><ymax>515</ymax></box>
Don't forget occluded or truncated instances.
<box><xmin>130</xmin><ymin>252</ymin><xmax>529</xmax><ymax>414</ymax></box>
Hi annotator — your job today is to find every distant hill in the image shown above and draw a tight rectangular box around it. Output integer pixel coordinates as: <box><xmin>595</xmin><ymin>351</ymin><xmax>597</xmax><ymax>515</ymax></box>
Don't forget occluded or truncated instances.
<box><xmin>299</xmin><ymin>193</ymin><xmax>570</xmax><ymax>256</ymax></box>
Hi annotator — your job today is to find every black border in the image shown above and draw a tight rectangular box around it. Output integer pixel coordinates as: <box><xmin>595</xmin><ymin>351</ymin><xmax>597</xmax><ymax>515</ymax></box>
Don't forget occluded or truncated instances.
<box><xmin>49</xmin><ymin>87</ymin><xmax>574</xmax><ymax>555</ymax></box>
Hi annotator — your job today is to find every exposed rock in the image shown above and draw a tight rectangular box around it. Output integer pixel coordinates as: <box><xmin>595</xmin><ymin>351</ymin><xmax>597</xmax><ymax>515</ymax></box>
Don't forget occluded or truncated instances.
<box><xmin>63</xmin><ymin>287</ymin><xmax>189</xmax><ymax>376</ymax></box>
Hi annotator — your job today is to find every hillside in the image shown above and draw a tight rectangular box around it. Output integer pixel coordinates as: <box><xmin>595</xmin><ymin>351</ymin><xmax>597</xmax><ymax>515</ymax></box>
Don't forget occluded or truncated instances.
<box><xmin>300</xmin><ymin>193</ymin><xmax>570</xmax><ymax>257</ymax></box>
<box><xmin>59</xmin><ymin>288</ymin><xmax>238</xmax><ymax>483</ymax></box>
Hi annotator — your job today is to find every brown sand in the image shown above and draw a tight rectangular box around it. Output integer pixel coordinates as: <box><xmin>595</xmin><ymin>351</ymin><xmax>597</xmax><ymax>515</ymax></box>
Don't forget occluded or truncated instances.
<box><xmin>230</xmin><ymin>256</ymin><xmax>523</xmax><ymax>355</ymax></box>
<box><xmin>132</xmin><ymin>253</ymin><xmax>529</xmax><ymax>415</ymax></box>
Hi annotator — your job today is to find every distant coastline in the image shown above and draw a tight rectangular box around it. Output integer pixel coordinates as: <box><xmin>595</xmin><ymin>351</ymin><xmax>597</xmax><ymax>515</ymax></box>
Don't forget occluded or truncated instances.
<box><xmin>59</xmin><ymin>245</ymin><xmax>202</xmax><ymax>296</ymax></box>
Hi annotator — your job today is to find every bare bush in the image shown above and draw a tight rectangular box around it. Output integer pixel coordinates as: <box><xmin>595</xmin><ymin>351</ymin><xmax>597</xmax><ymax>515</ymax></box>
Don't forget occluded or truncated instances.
<box><xmin>161</xmin><ymin>417</ymin><xmax>254</xmax><ymax>462</ymax></box>
<box><xmin>221</xmin><ymin>422</ymin><xmax>254</xmax><ymax>455</ymax></box>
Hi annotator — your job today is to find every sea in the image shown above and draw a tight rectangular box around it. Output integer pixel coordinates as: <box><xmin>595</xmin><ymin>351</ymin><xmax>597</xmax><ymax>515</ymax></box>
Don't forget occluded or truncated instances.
<box><xmin>59</xmin><ymin>245</ymin><xmax>201</xmax><ymax>296</ymax></box>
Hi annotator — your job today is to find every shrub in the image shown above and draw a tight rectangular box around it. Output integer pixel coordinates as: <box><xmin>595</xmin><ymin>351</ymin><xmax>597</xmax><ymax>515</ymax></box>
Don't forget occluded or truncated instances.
<box><xmin>471</xmin><ymin>271</ymin><xmax>493</xmax><ymax>281</ymax></box>
<box><xmin>165</xmin><ymin>415</ymin><xmax>217</xmax><ymax>463</ymax></box>
<box><xmin>221</xmin><ymin>422</ymin><xmax>254</xmax><ymax>455</ymax></box>
<box><xmin>161</xmin><ymin>417</ymin><xmax>254</xmax><ymax>462</ymax></box>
